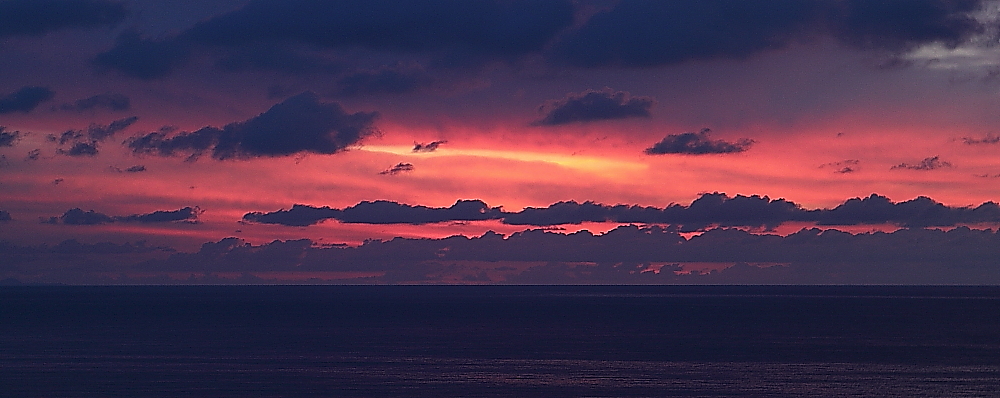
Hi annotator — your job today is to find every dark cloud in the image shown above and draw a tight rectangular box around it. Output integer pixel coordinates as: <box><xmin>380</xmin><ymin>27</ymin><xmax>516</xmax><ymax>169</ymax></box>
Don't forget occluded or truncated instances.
<box><xmin>0</xmin><ymin>127</ymin><xmax>24</xmax><ymax>147</ymax></box>
<box><xmin>552</xmin><ymin>0</ymin><xmax>985</xmax><ymax>68</ymax></box>
<box><xmin>339</xmin><ymin>200</ymin><xmax>503</xmax><ymax>224</ymax></box>
<box><xmin>24</xmin><ymin>149</ymin><xmax>41</xmax><ymax>161</ymax></box>
<box><xmin>379</xmin><ymin>162</ymin><xmax>414</xmax><ymax>175</ymax></box>
<box><xmin>0</xmin><ymin>0</ymin><xmax>127</xmax><ymax>38</ymax></box>
<box><xmin>821</xmin><ymin>159</ymin><xmax>860</xmax><ymax>173</ymax></box>
<box><xmin>59</xmin><ymin>93</ymin><xmax>130</xmax><ymax>112</ymax></box>
<box><xmin>124</xmin><ymin>165</ymin><xmax>146</xmax><ymax>172</ymax></box>
<box><xmin>46</xmin><ymin>207</ymin><xmax>201</xmax><ymax>225</ymax></box>
<box><xmin>95</xmin><ymin>0</ymin><xmax>575</xmax><ymax>79</ymax></box>
<box><xmin>116</xmin><ymin>207</ymin><xmax>202</xmax><ymax>223</ymax></box>
<box><xmin>413</xmin><ymin>140</ymin><xmax>447</xmax><ymax>153</ymax></box>
<box><xmin>58</xmin><ymin>142</ymin><xmax>99</xmax><ymax>157</ymax></box>
<box><xmin>127</xmin><ymin>92</ymin><xmax>378</xmax><ymax>160</ymax></box>
<box><xmin>963</xmin><ymin>133</ymin><xmax>1000</xmax><ymax>144</ymax></box>
<box><xmin>336</xmin><ymin>64</ymin><xmax>433</xmax><ymax>96</ymax></box>
<box><xmin>0</xmin><ymin>86</ymin><xmax>55</xmax><ymax>114</ymax></box>
<box><xmin>50</xmin><ymin>208</ymin><xmax>114</xmax><ymax>225</ymax></box>
<box><xmin>890</xmin><ymin>156</ymin><xmax>952</xmax><ymax>170</ymax></box>
<box><xmin>243</xmin><ymin>199</ymin><xmax>504</xmax><ymax>226</ymax></box>
<box><xmin>54</xmin><ymin>116</ymin><xmax>139</xmax><ymax>156</ymax></box>
<box><xmin>0</xmin><ymin>210</ymin><xmax>11</xmax><ymax>222</ymax></box>
<box><xmin>243</xmin><ymin>204</ymin><xmax>342</xmax><ymax>227</ymax></box>
<box><xmin>501</xmin><ymin>193</ymin><xmax>805</xmax><ymax>231</ymax></box>
<box><xmin>816</xmin><ymin>194</ymin><xmax>1000</xmax><ymax>228</ymax></box>
<box><xmin>645</xmin><ymin>128</ymin><xmax>754</xmax><ymax>155</ymax></box>
<box><xmin>534</xmin><ymin>88</ymin><xmax>655</xmax><ymax>125</ymax></box>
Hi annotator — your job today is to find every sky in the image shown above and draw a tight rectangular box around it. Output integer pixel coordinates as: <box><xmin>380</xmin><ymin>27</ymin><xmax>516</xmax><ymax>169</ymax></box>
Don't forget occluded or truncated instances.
<box><xmin>3</xmin><ymin>0</ymin><xmax>1000</xmax><ymax>284</ymax></box>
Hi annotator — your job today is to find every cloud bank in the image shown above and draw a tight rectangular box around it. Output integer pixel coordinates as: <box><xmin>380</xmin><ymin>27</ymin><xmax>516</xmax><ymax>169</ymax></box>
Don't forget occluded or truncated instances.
<box><xmin>84</xmin><ymin>225</ymin><xmax>1000</xmax><ymax>285</ymax></box>
<box><xmin>243</xmin><ymin>193</ymin><xmax>1000</xmax><ymax>229</ymax></box>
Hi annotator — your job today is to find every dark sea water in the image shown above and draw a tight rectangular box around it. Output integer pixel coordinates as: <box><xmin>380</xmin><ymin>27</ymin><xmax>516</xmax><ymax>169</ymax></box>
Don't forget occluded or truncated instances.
<box><xmin>3</xmin><ymin>285</ymin><xmax>1000</xmax><ymax>397</ymax></box>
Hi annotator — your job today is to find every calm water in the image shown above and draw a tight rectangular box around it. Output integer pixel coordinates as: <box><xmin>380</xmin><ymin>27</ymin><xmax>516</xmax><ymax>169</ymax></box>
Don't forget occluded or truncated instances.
<box><xmin>3</xmin><ymin>285</ymin><xmax>1000</xmax><ymax>397</ymax></box>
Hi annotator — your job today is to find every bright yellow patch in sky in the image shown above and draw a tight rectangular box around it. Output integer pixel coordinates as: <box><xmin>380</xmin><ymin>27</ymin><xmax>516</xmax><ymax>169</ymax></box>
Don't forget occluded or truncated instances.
<box><xmin>361</xmin><ymin>145</ymin><xmax>647</xmax><ymax>179</ymax></box>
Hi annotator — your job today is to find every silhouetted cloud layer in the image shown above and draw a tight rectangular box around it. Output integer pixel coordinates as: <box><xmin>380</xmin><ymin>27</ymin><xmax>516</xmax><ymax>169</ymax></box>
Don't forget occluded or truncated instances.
<box><xmin>0</xmin><ymin>0</ymin><xmax>127</xmax><ymax>38</ymax></box>
<box><xmin>120</xmin><ymin>225</ymin><xmax>1000</xmax><ymax>285</ymax></box>
<box><xmin>45</xmin><ymin>207</ymin><xmax>201</xmax><ymax>225</ymax></box>
<box><xmin>243</xmin><ymin>193</ymin><xmax>1000</xmax><ymax>229</ymax></box>
<box><xmin>0</xmin><ymin>86</ymin><xmax>55</xmax><ymax>114</ymax></box>
<box><xmin>244</xmin><ymin>200</ymin><xmax>502</xmax><ymax>226</ymax></box>
<box><xmin>645</xmin><ymin>129</ymin><xmax>754</xmax><ymax>155</ymax></box>
<box><xmin>535</xmin><ymin>88</ymin><xmax>654</xmax><ymax>125</ymax></box>
<box><xmin>127</xmin><ymin>92</ymin><xmax>378</xmax><ymax>160</ymax></box>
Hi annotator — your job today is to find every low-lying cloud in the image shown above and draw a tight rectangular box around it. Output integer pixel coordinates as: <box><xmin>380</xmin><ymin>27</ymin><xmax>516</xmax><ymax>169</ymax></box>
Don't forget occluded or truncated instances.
<box><xmin>645</xmin><ymin>129</ymin><xmax>754</xmax><ymax>155</ymax></box>
<box><xmin>44</xmin><ymin>207</ymin><xmax>201</xmax><ymax>225</ymax></box>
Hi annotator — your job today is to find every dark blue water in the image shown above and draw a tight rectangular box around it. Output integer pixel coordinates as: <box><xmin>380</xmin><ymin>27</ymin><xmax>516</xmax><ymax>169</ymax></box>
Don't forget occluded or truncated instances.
<box><xmin>3</xmin><ymin>285</ymin><xmax>1000</xmax><ymax>397</ymax></box>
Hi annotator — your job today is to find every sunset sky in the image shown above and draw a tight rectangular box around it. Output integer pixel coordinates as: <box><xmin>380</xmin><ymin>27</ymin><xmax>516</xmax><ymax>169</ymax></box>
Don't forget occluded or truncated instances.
<box><xmin>3</xmin><ymin>0</ymin><xmax>1000</xmax><ymax>284</ymax></box>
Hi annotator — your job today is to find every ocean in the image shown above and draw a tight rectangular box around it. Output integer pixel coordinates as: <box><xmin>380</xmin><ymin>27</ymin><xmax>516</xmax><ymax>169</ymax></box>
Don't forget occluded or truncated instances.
<box><xmin>2</xmin><ymin>285</ymin><xmax>1000</xmax><ymax>397</ymax></box>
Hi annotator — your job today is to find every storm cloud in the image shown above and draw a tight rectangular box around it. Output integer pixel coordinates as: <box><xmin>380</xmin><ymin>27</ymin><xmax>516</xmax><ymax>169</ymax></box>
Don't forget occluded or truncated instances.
<box><xmin>0</xmin><ymin>0</ymin><xmax>127</xmax><ymax>38</ymax></box>
<box><xmin>534</xmin><ymin>88</ymin><xmax>655</xmax><ymax>125</ymax></box>
<box><xmin>127</xmin><ymin>92</ymin><xmax>379</xmax><ymax>160</ymax></box>
<box><xmin>95</xmin><ymin>0</ymin><xmax>575</xmax><ymax>79</ymax></box>
<box><xmin>645</xmin><ymin>129</ymin><xmax>755</xmax><ymax>155</ymax></box>
<box><xmin>553</xmin><ymin>0</ymin><xmax>986</xmax><ymax>68</ymax></box>
<box><xmin>0</xmin><ymin>86</ymin><xmax>55</xmax><ymax>114</ymax></box>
